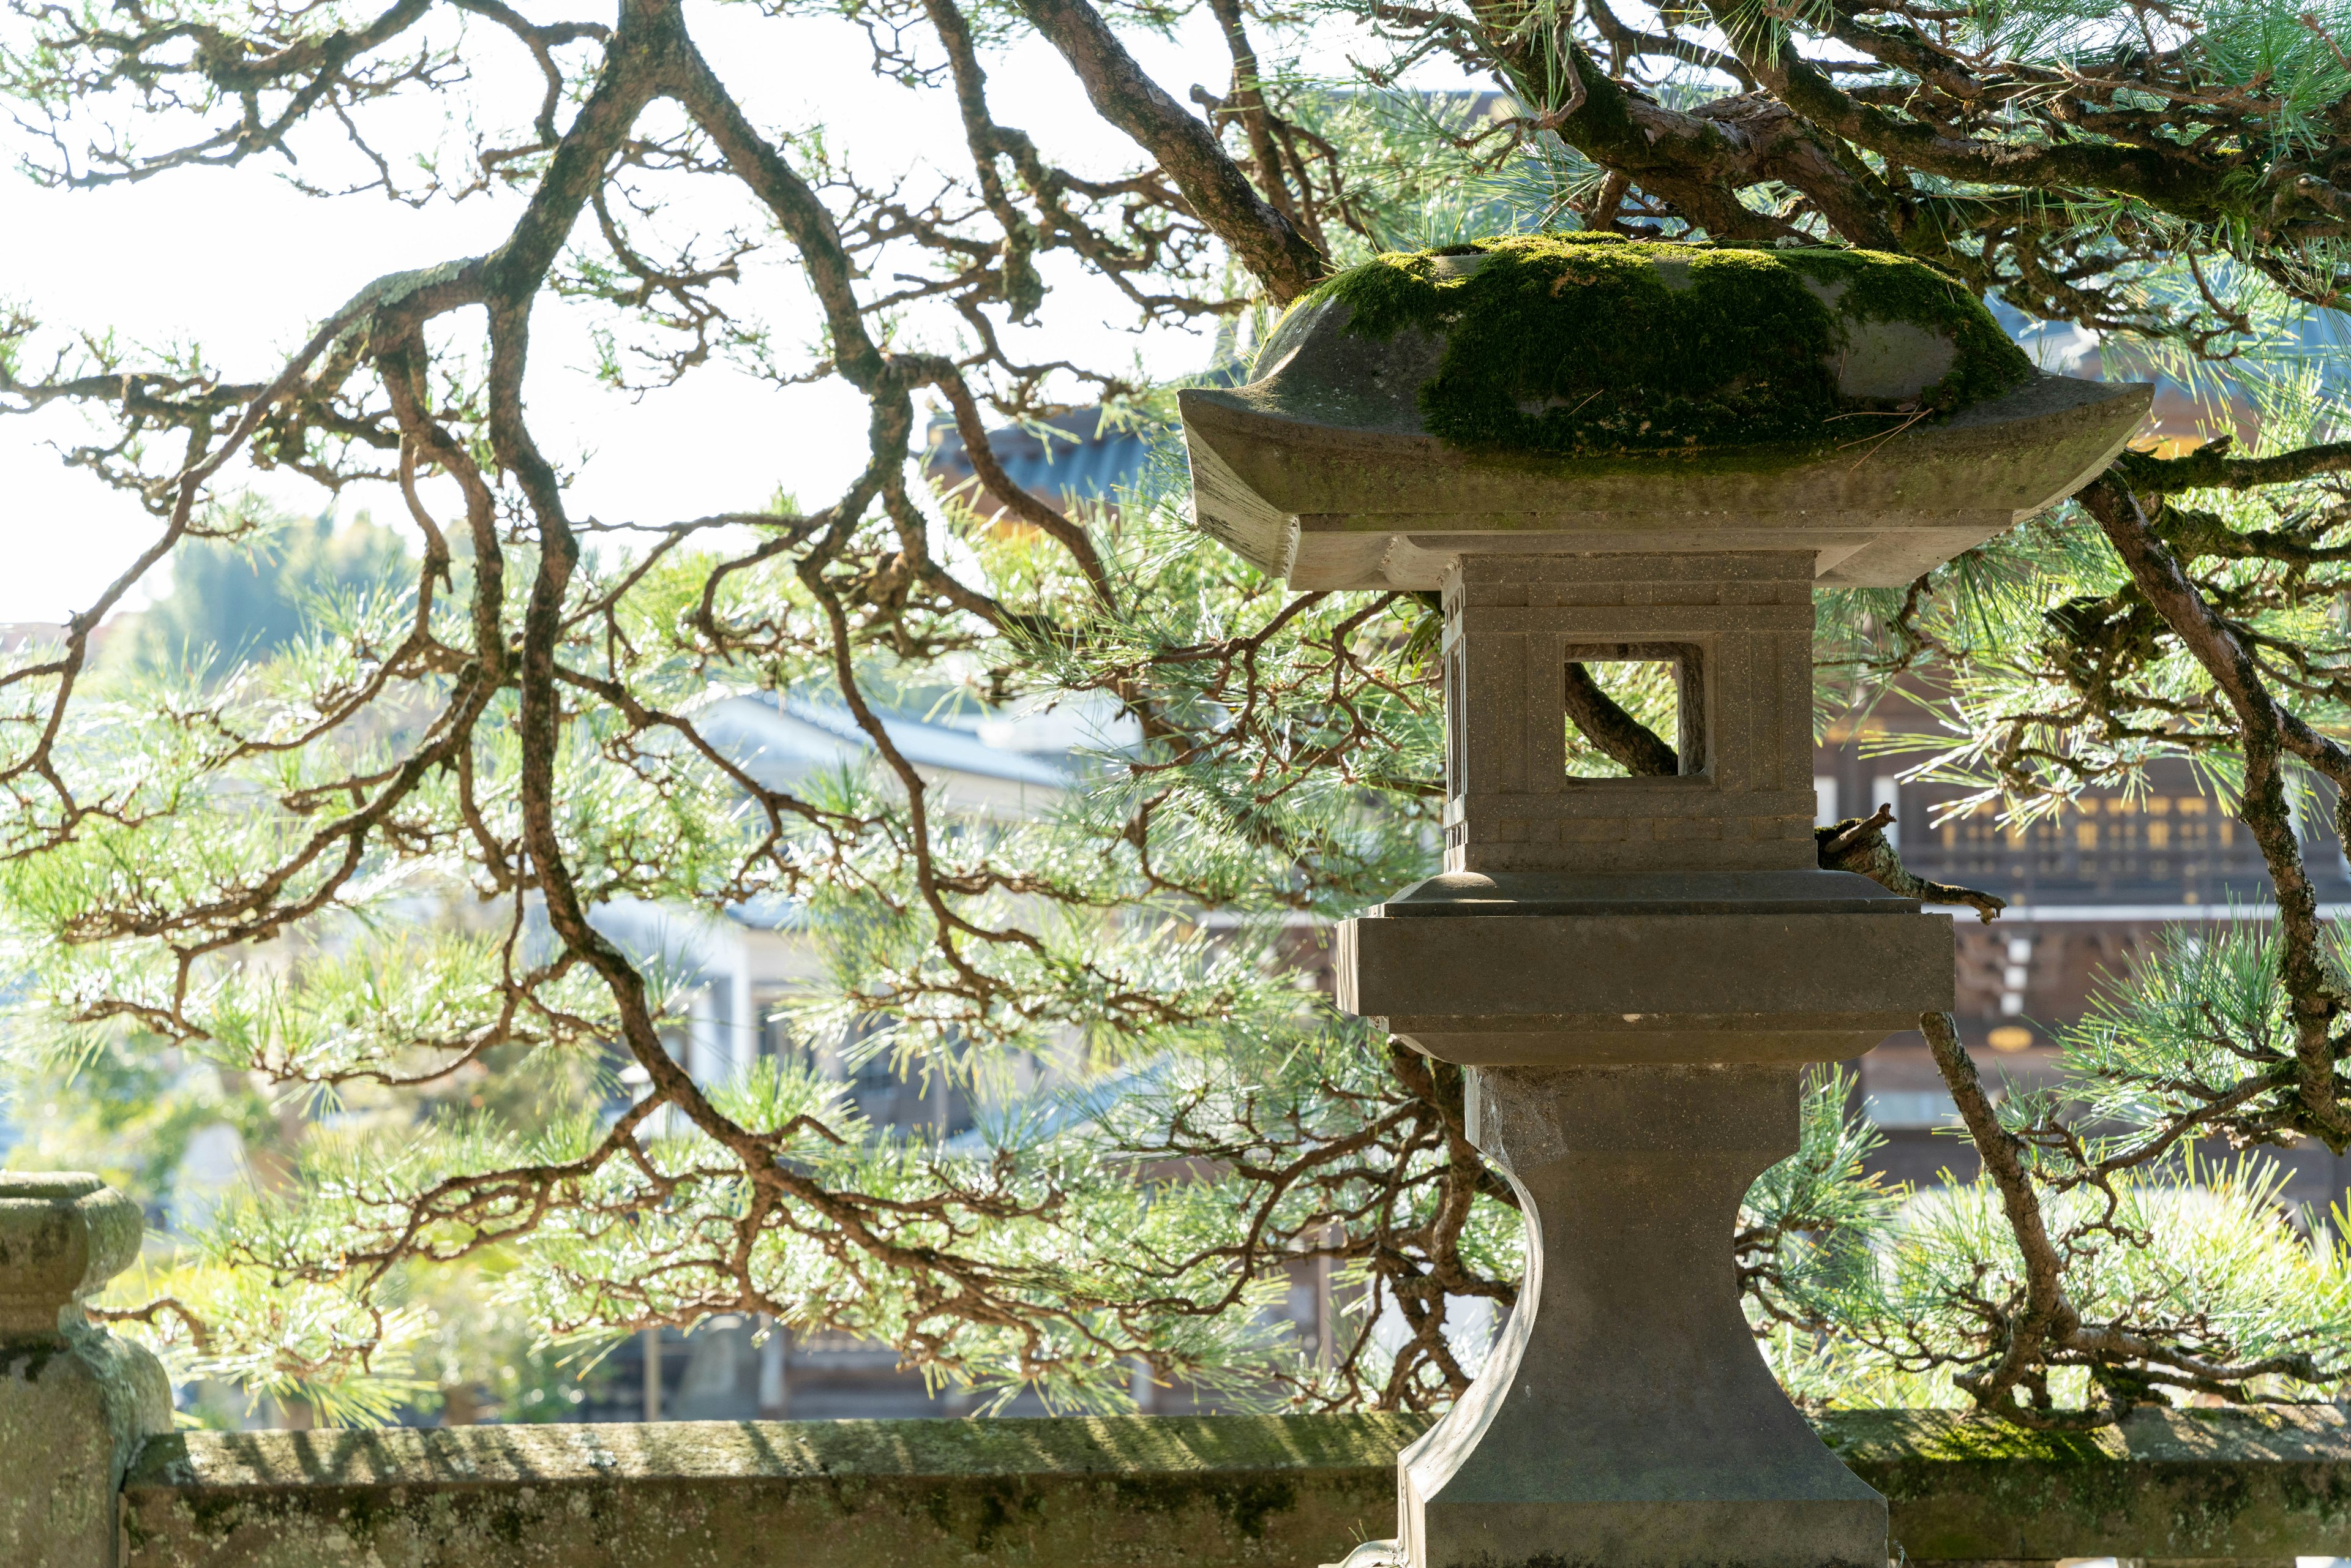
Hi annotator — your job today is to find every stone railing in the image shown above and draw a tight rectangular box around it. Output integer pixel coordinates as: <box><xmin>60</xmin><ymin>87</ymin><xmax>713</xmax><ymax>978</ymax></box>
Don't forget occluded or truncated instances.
<box><xmin>6</xmin><ymin>1175</ymin><xmax>2348</xmax><ymax>1568</ymax></box>
<box><xmin>119</xmin><ymin>1404</ymin><xmax>2351</xmax><ymax>1568</ymax></box>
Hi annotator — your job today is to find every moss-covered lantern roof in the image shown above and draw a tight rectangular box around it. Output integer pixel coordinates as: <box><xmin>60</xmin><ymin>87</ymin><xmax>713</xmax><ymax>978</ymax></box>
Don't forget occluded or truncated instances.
<box><xmin>1176</xmin><ymin>234</ymin><xmax>2151</xmax><ymax>590</ymax></box>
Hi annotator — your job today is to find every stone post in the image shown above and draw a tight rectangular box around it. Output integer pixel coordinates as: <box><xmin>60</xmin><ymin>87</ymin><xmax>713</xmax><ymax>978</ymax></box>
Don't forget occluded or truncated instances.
<box><xmin>0</xmin><ymin>1172</ymin><xmax>176</xmax><ymax>1567</ymax></box>
<box><xmin>1336</xmin><ymin>549</ymin><xmax>1951</xmax><ymax>1568</ymax></box>
<box><xmin>1177</xmin><ymin>238</ymin><xmax>2152</xmax><ymax>1568</ymax></box>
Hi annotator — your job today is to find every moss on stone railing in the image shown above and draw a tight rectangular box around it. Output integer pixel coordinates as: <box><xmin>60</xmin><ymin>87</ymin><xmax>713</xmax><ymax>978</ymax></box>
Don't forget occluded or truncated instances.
<box><xmin>116</xmin><ymin>1406</ymin><xmax>2351</xmax><ymax>1568</ymax></box>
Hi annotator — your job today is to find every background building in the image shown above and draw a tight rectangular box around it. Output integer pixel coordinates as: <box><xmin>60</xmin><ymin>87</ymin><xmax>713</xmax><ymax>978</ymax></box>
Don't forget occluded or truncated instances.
<box><xmin>1818</xmin><ymin>724</ymin><xmax>2351</xmax><ymax>1217</ymax></box>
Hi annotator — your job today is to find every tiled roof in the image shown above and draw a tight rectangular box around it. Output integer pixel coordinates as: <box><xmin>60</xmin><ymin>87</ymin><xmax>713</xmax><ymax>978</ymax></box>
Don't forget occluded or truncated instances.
<box><xmin>923</xmin><ymin>408</ymin><xmax>1164</xmax><ymax>511</ymax></box>
<box><xmin>607</xmin><ymin>696</ymin><xmax>1073</xmax><ymax>941</ymax></box>
<box><xmin>699</xmin><ymin>691</ymin><xmax>1072</xmax><ymax>792</ymax></box>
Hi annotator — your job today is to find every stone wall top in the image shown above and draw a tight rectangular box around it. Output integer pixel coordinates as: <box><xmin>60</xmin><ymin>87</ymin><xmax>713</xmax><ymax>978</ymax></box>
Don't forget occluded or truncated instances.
<box><xmin>126</xmin><ymin>1409</ymin><xmax>1426</xmax><ymax>1491</ymax></box>
<box><xmin>118</xmin><ymin>1407</ymin><xmax>2351</xmax><ymax>1568</ymax></box>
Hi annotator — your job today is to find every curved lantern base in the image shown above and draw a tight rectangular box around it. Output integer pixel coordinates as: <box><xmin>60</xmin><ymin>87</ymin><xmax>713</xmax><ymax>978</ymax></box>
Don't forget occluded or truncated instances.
<box><xmin>1394</xmin><ymin>1063</ymin><xmax>1884</xmax><ymax>1568</ymax></box>
<box><xmin>1330</xmin><ymin>884</ymin><xmax>1943</xmax><ymax>1568</ymax></box>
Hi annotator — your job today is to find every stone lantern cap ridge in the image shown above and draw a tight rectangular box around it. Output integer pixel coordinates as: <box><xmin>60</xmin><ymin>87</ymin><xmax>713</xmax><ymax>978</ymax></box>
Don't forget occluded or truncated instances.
<box><xmin>1177</xmin><ymin>234</ymin><xmax>2153</xmax><ymax>589</ymax></box>
<box><xmin>0</xmin><ymin>1171</ymin><xmax>146</xmax><ymax>1337</ymax></box>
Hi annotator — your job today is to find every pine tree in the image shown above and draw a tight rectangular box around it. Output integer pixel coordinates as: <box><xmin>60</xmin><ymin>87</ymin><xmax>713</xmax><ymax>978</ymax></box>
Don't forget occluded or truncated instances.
<box><xmin>1</xmin><ymin>0</ymin><xmax>2346</xmax><ymax>1424</ymax></box>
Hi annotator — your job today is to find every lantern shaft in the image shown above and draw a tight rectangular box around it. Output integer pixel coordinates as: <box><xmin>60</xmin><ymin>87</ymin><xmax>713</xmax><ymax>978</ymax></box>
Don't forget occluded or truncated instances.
<box><xmin>1331</xmin><ymin>549</ymin><xmax>1948</xmax><ymax>1568</ymax></box>
<box><xmin>1400</xmin><ymin>1065</ymin><xmax>1885</xmax><ymax>1568</ymax></box>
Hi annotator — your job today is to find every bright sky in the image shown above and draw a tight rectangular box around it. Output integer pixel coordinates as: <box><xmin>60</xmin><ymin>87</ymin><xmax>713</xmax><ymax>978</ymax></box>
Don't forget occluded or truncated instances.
<box><xmin>0</xmin><ymin>0</ymin><xmax>1377</xmax><ymax>623</ymax></box>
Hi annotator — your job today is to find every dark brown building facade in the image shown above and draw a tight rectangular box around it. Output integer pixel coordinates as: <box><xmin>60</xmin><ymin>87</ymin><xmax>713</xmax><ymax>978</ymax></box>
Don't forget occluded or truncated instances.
<box><xmin>1817</xmin><ymin>721</ymin><xmax>2351</xmax><ymax>1217</ymax></box>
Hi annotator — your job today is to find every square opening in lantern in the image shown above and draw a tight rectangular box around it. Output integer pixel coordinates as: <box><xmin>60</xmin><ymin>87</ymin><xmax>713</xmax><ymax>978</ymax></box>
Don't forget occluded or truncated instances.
<box><xmin>1562</xmin><ymin>644</ymin><xmax>1704</xmax><ymax>779</ymax></box>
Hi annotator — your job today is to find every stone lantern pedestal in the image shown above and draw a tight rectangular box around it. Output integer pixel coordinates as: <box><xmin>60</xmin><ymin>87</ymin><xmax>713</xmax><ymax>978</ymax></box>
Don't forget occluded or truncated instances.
<box><xmin>1176</xmin><ymin>238</ymin><xmax>2150</xmax><ymax>1568</ymax></box>
<box><xmin>0</xmin><ymin>1172</ymin><xmax>173</xmax><ymax>1568</ymax></box>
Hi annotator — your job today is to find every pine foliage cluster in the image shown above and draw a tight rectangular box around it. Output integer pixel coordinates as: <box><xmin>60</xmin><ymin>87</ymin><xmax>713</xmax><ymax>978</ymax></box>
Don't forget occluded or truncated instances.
<box><xmin>0</xmin><ymin>0</ymin><xmax>2347</xmax><ymax>1427</ymax></box>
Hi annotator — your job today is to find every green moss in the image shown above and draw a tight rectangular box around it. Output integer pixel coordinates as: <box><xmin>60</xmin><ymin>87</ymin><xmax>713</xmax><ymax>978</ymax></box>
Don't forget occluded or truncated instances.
<box><xmin>1295</xmin><ymin>233</ymin><xmax>2034</xmax><ymax>457</ymax></box>
<box><xmin>1820</xmin><ymin>1409</ymin><xmax>2122</xmax><ymax>1466</ymax></box>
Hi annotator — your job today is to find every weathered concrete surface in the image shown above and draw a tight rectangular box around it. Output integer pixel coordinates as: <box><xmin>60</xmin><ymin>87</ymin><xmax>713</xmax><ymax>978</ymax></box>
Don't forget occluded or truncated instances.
<box><xmin>121</xmin><ymin>1413</ymin><xmax>1421</xmax><ymax>1568</ymax></box>
<box><xmin>0</xmin><ymin>1172</ymin><xmax>176</xmax><ymax>1568</ymax></box>
<box><xmin>1400</xmin><ymin>1067</ymin><xmax>1886</xmax><ymax>1568</ymax></box>
<box><xmin>1340</xmin><ymin>910</ymin><xmax>1954</xmax><ymax>1064</ymax></box>
<box><xmin>1177</xmin><ymin>255</ymin><xmax>2151</xmax><ymax>590</ymax></box>
<box><xmin>1177</xmin><ymin>240</ymin><xmax>2133</xmax><ymax>1568</ymax></box>
<box><xmin>0</xmin><ymin>1170</ymin><xmax>148</xmax><ymax>1335</ymax></box>
<box><xmin>1832</xmin><ymin>1406</ymin><xmax>2351</xmax><ymax>1565</ymax></box>
<box><xmin>118</xmin><ymin>1408</ymin><xmax>2351</xmax><ymax>1568</ymax></box>
<box><xmin>1319</xmin><ymin>552</ymin><xmax>1955</xmax><ymax>1568</ymax></box>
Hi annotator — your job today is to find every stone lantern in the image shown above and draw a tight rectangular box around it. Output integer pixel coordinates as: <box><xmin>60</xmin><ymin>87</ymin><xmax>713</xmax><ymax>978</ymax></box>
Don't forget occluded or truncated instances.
<box><xmin>1176</xmin><ymin>237</ymin><xmax>2148</xmax><ymax>1568</ymax></box>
